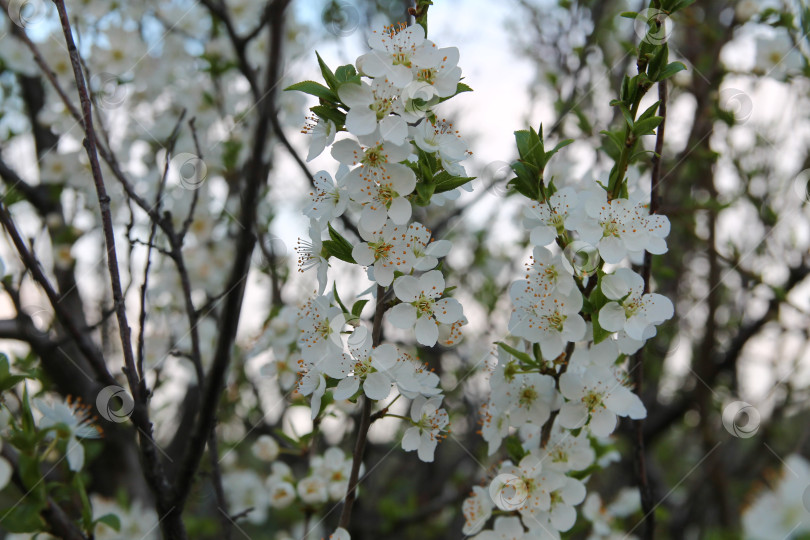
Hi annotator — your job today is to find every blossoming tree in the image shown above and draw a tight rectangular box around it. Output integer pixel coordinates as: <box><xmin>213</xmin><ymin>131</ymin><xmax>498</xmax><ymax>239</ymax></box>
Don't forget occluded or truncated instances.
<box><xmin>0</xmin><ymin>0</ymin><xmax>807</xmax><ymax>539</ymax></box>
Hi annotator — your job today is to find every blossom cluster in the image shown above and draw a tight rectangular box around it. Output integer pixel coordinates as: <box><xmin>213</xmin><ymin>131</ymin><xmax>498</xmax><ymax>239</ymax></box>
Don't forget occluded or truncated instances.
<box><xmin>461</xmin><ymin>138</ymin><xmax>673</xmax><ymax>537</ymax></box>
<box><xmin>273</xmin><ymin>22</ymin><xmax>474</xmax><ymax>538</ymax></box>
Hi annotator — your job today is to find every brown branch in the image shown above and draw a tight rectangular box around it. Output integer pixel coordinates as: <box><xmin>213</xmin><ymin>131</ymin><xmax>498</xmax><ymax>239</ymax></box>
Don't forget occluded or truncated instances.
<box><xmin>51</xmin><ymin>2</ymin><xmax>181</xmax><ymax>537</ymax></box>
<box><xmin>631</xmin><ymin>78</ymin><xmax>668</xmax><ymax>540</ymax></box>
<box><xmin>338</xmin><ymin>286</ymin><xmax>386</xmax><ymax>530</ymax></box>
<box><xmin>0</xmin><ymin>202</ymin><xmax>114</xmax><ymax>386</ymax></box>
<box><xmin>172</xmin><ymin>0</ymin><xmax>291</xmax><ymax>516</ymax></box>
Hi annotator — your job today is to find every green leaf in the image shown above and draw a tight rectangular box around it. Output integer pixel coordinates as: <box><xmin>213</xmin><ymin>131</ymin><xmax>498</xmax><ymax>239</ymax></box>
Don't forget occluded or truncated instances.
<box><xmin>507</xmin><ymin>160</ymin><xmax>541</xmax><ymax>201</ymax></box>
<box><xmin>647</xmin><ymin>43</ymin><xmax>669</xmax><ymax>80</ymax></box>
<box><xmin>315</xmin><ymin>52</ymin><xmax>339</xmax><ymax>91</ymax></box>
<box><xmin>333</xmin><ymin>282</ymin><xmax>349</xmax><ymax>313</ymax></box>
<box><xmin>600</xmin><ymin>130</ymin><xmax>624</xmax><ymax>160</ymax></box>
<box><xmin>589</xmin><ymin>275</ymin><xmax>612</xmax><ymax>344</ymax></box>
<box><xmin>638</xmin><ymin>100</ymin><xmax>662</xmax><ymax>122</ymax></box>
<box><xmin>657</xmin><ymin>61</ymin><xmax>687</xmax><ymax>81</ymax></box>
<box><xmin>545</xmin><ymin>139</ymin><xmax>574</xmax><ymax>162</ymax></box>
<box><xmin>334</xmin><ymin>64</ymin><xmax>360</xmax><ymax>85</ymax></box>
<box><xmin>21</xmin><ymin>384</ymin><xmax>34</xmax><ymax>434</ymax></box>
<box><xmin>18</xmin><ymin>453</ymin><xmax>42</xmax><ymax>495</ymax></box>
<box><xmin>351</xmin><ymin>300</ymin><xmax>369</xmax><ymax>317</ymax></box>
<box><xmin>528</xmin><ymin>126</ymin><xmax>546</xmax><ymax>169</ymax></box>
<box><xmin>433</xmin><ymin>172</ymin><xmax>475</xmax><ymax>193</ymax></box>
<box><xmin>284</xmin><ymin>80</ymin><xmax>339</xmax><ymax>103</ymax></box>
<box><xmin>0</xmin><ymin>503</ymin><xmax>45</xmax><ymax>533</ymax></box>
<box><xmin>633</xmin><ymin>116</ymin><xmax>663</xmax><ymax>136</ymax></box>
<box><xmin>95</xmin><ymin>513</ymin><xmax>122</xmax><ymax>532</ymax></box>
<box><xmin>664</xmin><ymin>0</ymin><xmax>697</xmax><ymax>14</ymax></box>
<box><xmin>619</xmin><ymin>11</ymin><xmax>639</xmax><ymax>19</ymax></box>
<box><xmin>617</xmin><ymin>103</ymin><xmax>635</xmax><ymax>128</ymax></box>
<box><xmin>514</xmin><ymin>130</ymin><xmax>532</xmax><ymax>161</ymax></box>
<box><xmin>0</xmin><ymin>354</ymin><xmax>28</xmax><ymax>393</ymax></box>
<box><xmin>495</xmin><ymin>341</ymin><xmax>535</xmax><ymax>365</ymax></box>
<box><xmin>438</xmin><ymin>82</ymin><xmax>473</xmax><ymax>103</ymax></box>
<box><xmin>310</xmin><ymin>105</ymin><xmax>346</xmax><ymax>126</ymax></box>
<box><xmin>323</xmin><ymin>223</ymin><xmax>356</xmax><ymax>264</ymax></box>
<box><xmin>415</xmin><ymin>181</ymin><xmax>436</xmax><ymax>205</ymax></box>
<box><xmin>504</xmin><ymin>435</ymin><xmax>527</xmax><ymax>463</ymax></box>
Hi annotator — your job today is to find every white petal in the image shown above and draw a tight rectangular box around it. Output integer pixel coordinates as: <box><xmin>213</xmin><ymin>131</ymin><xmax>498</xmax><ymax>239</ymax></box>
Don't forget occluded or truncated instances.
<box><xmin>401</xmin><ymin>427</ymin><xmax>421</xmax><ymax>451</ymax></box>
<box><xmin>601</xmin><ymin>273</ymin><xmax>630</xmax><ymax>300</ymax></box>
<box><xmin>550</xmin><ymin>503</ymin><xmax>577</xmax><ymax>532</ymax></box>
<box><xmin>388</xmin><ymin>303</ymin><xmax>417</xmax><ymax>329</ymax></box>
<box><xmin>66</xmin><ymin>437</ymin><xmax>85</xmax><ymax>472</ymax></box>
<box><xmin>388</xmin><ymin>197</ymin><xmax>412</xmax><ymax>224</ymax></box>
<box><xmin>557</xmin><ymin>403</ymin><xmax>588</xmax><ymax>429</ymax></box>
<box><xmin>360</xmin><ymin>205</ymin><xmax>387</xmax><ymax>232</ymax></box>
<box><xmin>530</xmin><ymin>225</ymin><xmax>556</xmax><ymax>246</ymax></box>
<box><xmin>646</xmin><ymin>293</ymin><xmax>674</xmax><ymax>323</ymax></box>
<box><xmin>371</xmin><ymin>343</ymin><xmax>398</xmax><ymax>372</ymax></box>
<box><xmin>379</xmin><ymin>116</ymin><xmax>408</xmax><ymax>144</ymax></box>
<box><xmin>559</xmin><ymin>373</ymin><xmax>585</xmax><ymax>400</ymax></box>
<box><xmin>345</xmin><ymin>107</ymin><xmax>377</xmax><ymax>136</ymax></box>
<box><xmin>386</xmin><ymin>163</ymin><xmax>417</xmax><ymax>195</ymax></box>
<box><xmin>416</xmin><ymin>437</ymin><xmax>437</xmax><ymax>462</ymax></box>
<box><xmin>561</xmin><ymin>478</ymin><xmax>586</xmax><ymax>505</ymax></box>
<box><xmin>352</xmin><ymin>243</ymin><xmax>375</xmax><ymax>266</ymax></box>
<box><xmin>588</xmin><ymin>408</ymin><xmax>617</xmax><ymax>438</ymax></box>
<box><xmin>434</xmin><ymin>298</ymin><xmax>462</xmax><ymax>324</ymax></box>
<box><xmin>348</xmin><ymin>326</ymin><xmax>372</xmax><ymax>360</ymax></box>
<box><xmin>337</xmin><ymin>81</ymin><xmax>373</xmax><ymax>107</ymax></box>
<box><xmin>331</xmin><ymin>139</ymin><xmax>363</xmax><ymax>166</ymax></box>
<box><xmin>0</xmin><ymin>458</ymin><xmax>10</xmax><ymax>490</ymax></box>
<box><xmin>598</xmin><ymin>236</ymin><xmax>626</xmax><ymax>264</ymax></box>
<box><xmin>333</xmin><ymin>376</ymin><xmax>361</xmax><ymax>401</ymax></box>
<box><xmin>415</xmin><ymin>316</ymin><xmax>439</xmax><ymax>346</ymax></box>
<box><xmin>425</xmin><ymin>239</ymin><xmax>452</xmax><ymax>257</ymax></box>
<box><xmin>598</xmin><ymin>302</ymin><xmax>626</xmax><ymax>333</ymax></box>
<box><xmin>363</xmin><ymin>372</ymin><xmax>392</xmax><ymax>400</ymax></box>
<box><xmin>393</xmin><ymin>275</ymin><xmax>421</xmax><ymax>302</ymax></box>
<box><xmin>419</xmin><ymin>270</ymin><xmax>446</xmax><ymax>297</ymax></box>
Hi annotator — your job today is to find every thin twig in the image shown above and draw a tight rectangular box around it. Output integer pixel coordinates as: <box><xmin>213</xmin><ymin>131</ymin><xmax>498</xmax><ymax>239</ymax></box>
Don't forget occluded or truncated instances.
<box><xmin>338</xmin><ymin>285</ymin><xmax>387</xmax><ymax>530</ymax></box>
<box><xmin>173</xmin><ymin>0</ymin><xmax>291</xmax><ymax>514</ymax></box>
<box><xmin>632</xmin><ymin>78</ymin><xmax>668</xmax><ymax>540</ymax></box>
<box><xmin>51</xmin><ymin>1</ymin><xmax>181</xmax><ymax>537</ymax></box>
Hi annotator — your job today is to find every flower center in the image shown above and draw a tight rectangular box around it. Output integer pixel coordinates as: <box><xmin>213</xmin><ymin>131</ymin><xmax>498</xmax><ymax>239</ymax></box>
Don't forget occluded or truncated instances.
<box><xmin>370</xmin><ymin>240</ymin><xmax>393</xmax><ymax>261</ymax></box>
<box><xmin>362</xmin><ymin>145</ymin><xmax>387</xmax><ymax>168</ymax></box>
<box><xmin>583</xmin><ymin>390</ymin><xmax>603</xmax><ymax>412</ymax></box>
<box><xmin>416</xmin><ymin>294</ymin><xmax>434</xmax><ymax>315</ymax></box>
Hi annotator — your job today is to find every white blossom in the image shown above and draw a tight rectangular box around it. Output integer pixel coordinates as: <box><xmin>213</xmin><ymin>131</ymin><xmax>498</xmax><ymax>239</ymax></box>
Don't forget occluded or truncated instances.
<box><xmin>390</xmin><ymin>270</ymin><xmax>464</xmax><ymax>347</ymax></box>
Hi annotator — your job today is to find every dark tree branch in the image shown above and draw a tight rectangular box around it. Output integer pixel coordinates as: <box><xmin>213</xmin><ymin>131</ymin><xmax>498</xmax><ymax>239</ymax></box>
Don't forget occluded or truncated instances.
<box><xmin>51</xmin><ymin>2</ymin><xmax>181</xmax><ymax>536</ymax></box>
<box><xmin>172</xmin><ymin>0</ymin><xmax>291</xmax><ymax>517</ymax></box>
<box><xmin>631</xmin><ymin>77</ymin><xmax>668</xmax><ymax>540</ymax></box>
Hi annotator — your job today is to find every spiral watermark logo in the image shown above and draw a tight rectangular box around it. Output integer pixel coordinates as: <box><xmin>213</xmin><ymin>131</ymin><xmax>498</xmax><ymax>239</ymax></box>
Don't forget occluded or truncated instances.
<box><xmin>634</xmin><ymin>8</ymin><xmax>673</xmax><ymax>45</ymax></box>
<box><xmin>168</xmin><ymin>152</ymin><xmax>207</xmax><ymax>190</ymax></box>
<box><xmin>792</xmin><ymin>169</ymin><xmax>810</xmax><ymax>204</ymax></box>
<box><xmin>718</xmin><ymin>88</ymin><xmax>753</xmax><ymax>124</ymax></box>
<box><xmin>90</xmin><ymin>72</ymin><xmax>128</xmax><ymax>109</ymax></box>
<box><xmin>477</xmin><ymin>160</ymin><xmax>515</xmax><ymax>198</ymax></box>
<box><xmin>322</xmin><ymin>1</ymin><xmax>360</xmax><ymax>38</ymax></box>
<box><xmin>6</xmin><ymin>0</ymin><xmax>47</xmax><ymax>28</ymax></box>
<box><xmin>489</xmin><ymin>473</ymin><xmax>529</xmax><ymax>511</ymax></box>
<box><xmin>96</xmin><ymin>385</ymin><xmax>134</xmax><ymax>423</ymax></box>
<box><xmin>722</xmin><ymin>400</ymin><xmax>760</xmax><ymax>438</ymax></box>
<box><xmin>563</xmin><ymin>240</ymin><xmax>601</xmax><ymax>278</ymax></box>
